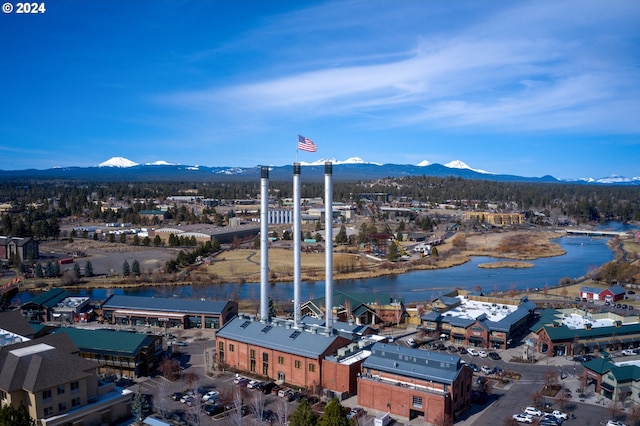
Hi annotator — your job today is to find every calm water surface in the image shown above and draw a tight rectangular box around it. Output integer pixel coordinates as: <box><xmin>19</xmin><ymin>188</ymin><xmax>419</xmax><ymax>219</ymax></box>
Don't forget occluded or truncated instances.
<box><xmin>18</xmin><ymin>234</ymin><xmax>618</xmax><ymax>304</ymax></box>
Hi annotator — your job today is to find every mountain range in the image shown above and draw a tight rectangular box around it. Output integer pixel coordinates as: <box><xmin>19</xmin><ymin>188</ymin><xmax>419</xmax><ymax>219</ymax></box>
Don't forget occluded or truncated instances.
<box><xmin>0</xmin><ymin>156</ymin><xmax>637</xmax><ymax>185</ymax></box>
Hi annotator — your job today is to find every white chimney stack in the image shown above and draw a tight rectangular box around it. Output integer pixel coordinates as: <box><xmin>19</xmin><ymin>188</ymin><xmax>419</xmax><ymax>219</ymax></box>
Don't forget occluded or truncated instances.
<box><xmin>260</xmin><ymin>166</ymin><xmax>269</xmax><ymax>321</ymax></box>
<box><xmin>324</xmin><ymin>161</ymin><xmax>333</xmax><ymax>331</ymax></box>
<box><xmin>293</xmin><ymin>163</ymin><xmax>302</xmax><ymax>327</ymax></box>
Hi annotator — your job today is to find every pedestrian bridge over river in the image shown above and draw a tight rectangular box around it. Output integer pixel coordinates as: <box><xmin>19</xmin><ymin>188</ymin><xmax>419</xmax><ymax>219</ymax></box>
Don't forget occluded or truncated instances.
<box><xmin>562</xmin><ymin>229</ymin><xmax>627</xmax><ymax>237</ymax></box>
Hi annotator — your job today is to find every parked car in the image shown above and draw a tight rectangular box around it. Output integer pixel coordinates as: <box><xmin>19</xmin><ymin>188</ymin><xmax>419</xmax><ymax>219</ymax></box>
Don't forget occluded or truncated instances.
<box><xmin>468</xmin><ymin>363</ymin><xmax>480</xmax><ymax>372</ymax></box>
<box><xmin>621</xmin><ymin>349</ymin><xmax>636</xmax><ymax>356</ymax></box>
<box><xmin>513</xmin><ymin>413</ymin><xmax>533</xmax><ymax>423</ymax></box>
<box><xmin>488</xmin><ymin>352</ymin><xmax>501</xmax><ymax>360</ymax></box>
<box><xmin>467</xmin><ymin>348</ymin><xmax>479</xmax><ymax>356</ymax></box>
<box><xmin>347</xmin><ymin>407</ymin><xmax>365</xmax><ymax>420</ymax></box>
<box><xmin>457</xmin><ymin>347</ymin><xmax>467</xmax><ymax>354</ymax></box>
<box><xmin>524</xmin><ymin>407</ymin><xmax>542</xmax><ymax>417</ymax></box>
<box><xmin>406</xmin><ymin>338</ymin><xmax>417</xmax><ymax>348</ymax></box>
<box><xmin>606</xmin><ymin>421</ymin><xmax>627</xmax><ymax>426</ymax></box>
<box><xmin>478</xmin><ymin>350</ymin><xmax>488</xmax><ymax>358</ymax></box>
<box><xmin>447</xmin><ymin>345</ymin><xmax>457</xmax><ymax>353</ymax></box>
<box><xmin>247</xmin><ymin>380</ymin><xmax>261</xmax><ymax>389</ymax></box>
<box><xmin>236</xmin><ymin>378</ymin><xmax>250</xmax><ymax>387</ymax></box>
<box><xmin>202</xmin><ymin>404</ymin><xmax>224</xmax><ymax>416</ymax></box>
<box><xmin>202</xmin><ymin>390</ymin><xmax>219</xmax><ymax>401</ymax></box>
<box><xmin>550</xmin><ymin>410</ymin><xmax>569</xmax><ymax>420</ymax></box>
<box><xmin>481</xmin><ymin>365</ymin><xmax>493</xmax><ymax>374</ymax></box>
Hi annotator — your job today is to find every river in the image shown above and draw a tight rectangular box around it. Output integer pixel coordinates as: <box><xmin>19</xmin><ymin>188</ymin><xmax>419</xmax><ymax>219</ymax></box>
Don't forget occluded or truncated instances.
<box><xmin>14</xmin><ymin>233</ymin><xmax>621</xmax><ymax>305</ymax></box>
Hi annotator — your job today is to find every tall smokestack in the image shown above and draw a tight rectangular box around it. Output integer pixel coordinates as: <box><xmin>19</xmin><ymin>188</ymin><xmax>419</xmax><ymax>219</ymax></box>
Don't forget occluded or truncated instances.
<box><xmin>324</xmin><ymin>161</ymin><xmax>333</xmax><ymax>331</ymax></box>
<box><xmin>260</xmin><ymin>166</ymin><xmax>269</xmax><ymax>321</ymax></box>
<box><xmin>293</xmin><ymin>163</ymin><xmax>302</xmax><ymax>327</ymax></box>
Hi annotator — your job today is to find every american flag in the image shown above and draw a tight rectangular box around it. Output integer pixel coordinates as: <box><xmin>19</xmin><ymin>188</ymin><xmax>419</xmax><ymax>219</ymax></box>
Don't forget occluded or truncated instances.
<box><xmin>297</xmin><ymin>135</ymin><xmax>317</xmax><ymax>152</ymax></box>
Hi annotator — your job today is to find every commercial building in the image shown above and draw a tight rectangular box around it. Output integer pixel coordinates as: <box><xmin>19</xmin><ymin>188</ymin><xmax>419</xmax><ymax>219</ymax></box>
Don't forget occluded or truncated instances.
<box><xmin>421</xmin><ymin>291</ymin><xmax>536</xmax><ymax>349</ymax></box>
<box><xmin>52</xmin><ymin>327</ymin><xmax>163</xmax><ymax>378</ymax></box>
<box><xmin>215</xmin><ymin>314</ymin><xmax>356</xmax><ymax>395</ymax></box>
<box><xmin>582</xmin><ymin>357</ymin><xmax>640</xmax><ymax>405</ymax></box>
<box><xmin>464</xmin><ymin>212</ymin><xmax>525</xmax><ymax>225</ymax></box>
<box><xmin>101</xmin><ymin>294</ymin><xmax>237</xmax><ymax>330</ymax></box>
<box><xmin>301</xmin><ymin>291</ymin><xmax>407</xmax><ymax>327</ymax></box>
<box><xmin>0</xmin><ymin>236</ymin><xmax>39</xmax><ymax>263</ymax></box>
<box><xmin>357</xmin><ymin>342</ymin><xmax>472</xmax><ymax>423</ymax></box>
<box><xmin>531</xmin><ymin>307</ymin><xmax>640</xmax><ymax>357</ymax></box>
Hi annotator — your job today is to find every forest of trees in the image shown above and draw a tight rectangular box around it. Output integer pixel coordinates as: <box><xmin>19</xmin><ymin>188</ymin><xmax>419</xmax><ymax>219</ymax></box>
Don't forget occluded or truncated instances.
<box><xmin>1</xmin><ymin>176</ymin><xmax>639</xmax><ymax>239</ymax></box>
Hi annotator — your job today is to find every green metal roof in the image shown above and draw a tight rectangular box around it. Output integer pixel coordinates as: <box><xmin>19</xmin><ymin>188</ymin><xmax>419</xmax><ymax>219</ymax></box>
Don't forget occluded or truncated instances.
<box><xmin>584</xmin><ymin>358</ymin><xmax>640</xmax><ymax>383</ymax></box>
<box><xmin>52</xmin><ymin>327</ymin><xmax>152</xmax><ymax>355</ymax></box>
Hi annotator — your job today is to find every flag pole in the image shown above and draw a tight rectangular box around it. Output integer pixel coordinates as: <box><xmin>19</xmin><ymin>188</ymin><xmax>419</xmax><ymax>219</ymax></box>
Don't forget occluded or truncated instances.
<box><xmin>295</xmin><ymin>134</ymin><xmax>299</xmax><ymax>163</ymax></box>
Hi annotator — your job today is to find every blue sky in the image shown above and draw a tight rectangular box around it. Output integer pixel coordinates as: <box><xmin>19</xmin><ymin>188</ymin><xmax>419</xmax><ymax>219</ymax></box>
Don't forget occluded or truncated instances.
<box><xmin>1</xmin><ymin>0</ymin><xmax>639</xmax><ymax>180</ymax></box>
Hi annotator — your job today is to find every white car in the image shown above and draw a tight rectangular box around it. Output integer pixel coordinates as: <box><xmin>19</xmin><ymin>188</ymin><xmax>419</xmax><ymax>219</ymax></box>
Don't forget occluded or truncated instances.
<box><xmin>247</xmin><ymin>380</ymin><xmax>260</xmax><ymax>389</ymax></box>
<box><xmin>523</xmin><ymin>407</ymin><xmax>542</xmax><ymax>417</ymax></box>
<box><xmin>550</xmin><ymin>410</ymin><xmax>568</xmax><ymax>420</ymax></box>
<box><xmin>513</xmin><ymin>413</ymin><xmax>533</xmax><ymax>423</ymax></box>
<box><xmin>621</xmin><ymin>349</ymin><xmax>635</xmax><ymax>356</ymax></box>
<box><xmin>202</xmin><ymin>390</ymin><xmax>219</xmax><ymax>401</ymax></box>
<box><xmin>481</xmin><ymin>365</ymin><xmax>493</xmax><ymax>374</ymax></box>
<box><xmin>607</xmin><ymin>421</ymin><xmax>627</xmax><ymax>426</ymax></box>
<box><xmin>478</xmin><ymin>350</ymin><xmax>488</xmax><ymax>358</ymax></box>
<box><xmin>467</xmin><ymin>348</ymin><xmax>479</xmax><ymax>356</ymax></box>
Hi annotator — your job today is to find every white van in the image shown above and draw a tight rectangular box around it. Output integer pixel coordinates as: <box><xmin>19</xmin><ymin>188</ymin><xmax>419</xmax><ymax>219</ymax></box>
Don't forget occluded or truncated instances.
<box><xmin>374</xmin><ymin>412</ymin><xmax>393</xmax><ymax>426</ymax></box>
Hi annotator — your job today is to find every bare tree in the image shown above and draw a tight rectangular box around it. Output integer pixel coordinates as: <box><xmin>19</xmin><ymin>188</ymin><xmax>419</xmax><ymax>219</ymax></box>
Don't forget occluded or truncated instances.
<box><xmin>183</xmin><ymin>371</ymin><xmax>200</xmax><ymax>391</ymax></box>
<box><xmin>273</xmin><ymin>396</ymin><xmax>292</xmax><ymax>426</ymax></box>
<box><xmin>226</xmin><ymin>388</ymin><xmax>247</xmax><ymax>426</ymax></box>
<box><xmin>153</xmin><ymin>380</ymin><xmax>172</xmax><ymax>420</ymax></box>
<box><xmin>628</xmin><ymin>403</ymin><xmax>640</xmax><ymax>426</ymax></box>
<box><xmin>249</xmin><ymin>390</ymin><xmax>266</xmax><ymax>423</ymax></box>
<box><xmin>607</xmin><ymin>397</ymin><xmax>624</xmax><ymax>421</ymax></box>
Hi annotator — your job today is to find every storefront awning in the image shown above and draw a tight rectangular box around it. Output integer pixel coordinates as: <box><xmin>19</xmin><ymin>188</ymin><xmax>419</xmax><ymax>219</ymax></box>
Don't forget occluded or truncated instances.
<box><xmin>600</xmin><ymin>382</ymin><xmax>614</xmax><ymax>391</ymax></box>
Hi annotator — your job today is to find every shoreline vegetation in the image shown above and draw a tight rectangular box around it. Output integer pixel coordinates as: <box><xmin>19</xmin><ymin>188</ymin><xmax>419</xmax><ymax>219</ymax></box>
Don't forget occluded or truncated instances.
<box><xmin>35</xmin><ymin>229</ymin><xmax>576</xmax><ymax>291</ymax></box>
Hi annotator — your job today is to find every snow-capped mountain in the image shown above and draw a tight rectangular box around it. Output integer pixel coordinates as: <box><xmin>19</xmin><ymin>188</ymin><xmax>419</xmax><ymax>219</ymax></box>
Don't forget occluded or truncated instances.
<box><xmin>444</xmin><ymin>160</ymin><xmax>494</xmax><ymax>175</ymax></box>
<box><xmin>98</xmin><ymin>157</ymin><xmax>139</xmax><ymax>168</ymax></box>
<box><xmin>145</xmin><ymin>160</ymin><xmax>174</xmax><ymax>166</ymax></box>
<box><xmin>571</xmin><ymin>175</ymin><xmax>640</xmax><ymax>184</ymax></box>
<box><xmin>299</xmin><ymin>157</ymin><xmax>381</xmax><ymax>166</ymax></box>
<box><xmin>4</xmin><ymin>156</ymin><xmax>623</xmax><ymax>185</ymax></box>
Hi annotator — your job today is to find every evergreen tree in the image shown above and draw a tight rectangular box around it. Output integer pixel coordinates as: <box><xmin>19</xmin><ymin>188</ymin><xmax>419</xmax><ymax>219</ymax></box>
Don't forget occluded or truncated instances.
<box><xmin>85</xmin><ymin>260</ymin><xmax>94</xmax><ymax>277</ymax></box>
<box><xmin>45</xmin><ymin>261</ymin><xmax>54</xmax><ymax>278</ymax></box>
<box><xmin>335</xmin><ymin>225</ymin><xmax>347</xmax><ymax>244</ymax></box>
<box><xmin>109</xmin><ymin>233</ymin><xmax>115</xmax><ymax>243</ymax></box>
<box><xmin>0</xmin><ymin>402</ymin><xmax>36</xmax><ymax>426</ymax></box>
<box><xmin>268</xmin><ymin>297</ymin><xmax>277</xmax><ymax>320</ymax></box>
<box><xmin>131</xmin><ymin>259</ymin><xmax>141</xmax><ymax>276</ymax></box>
<box><xmin>132</xmin><ymin>234</ymin><xmax>140</xmax><ymax>246</ymax></box>
<box><xmin>142</xmin><ymin>236</ymin><xmax>150</xmax><ymax>246</ymax></box>
<box><xmin>73</xmin><ymin>262</ymin><xmax>81</xmax><ymax>278</ymax></box>
<box><xmin>119</xmin><ymin>233</ymin><xmax>126</xmax><ymax>244</ymax></box>
<box><xmin>153</xmin><ymin>235</ymin><xmax>162</xmax><ymax>246</ymax></box>
<box><xmin>122</xmin><ymin>260</ymin><xmax>130</xmax><ymax>276</ymax></box>
<box><xmin>35</xmin><ymin>263</ymin><xmax>44</xmax><ymax>278</ymax></box>
<box><xmin>387</xmin><ymin>242</ymin><xmax>400</xmax><ymax>261</ymax></box>
<box><xmin>317</xmin><ymin>398</ymin><xmax>350</xmax><ymax>426</ymax></box>
<box><xmin>288</xmin><ymin>398</ymin><xmax>317</xmax><ymax>426</ymax></box>
<box><xmin>130</xmin><ymin>386</ymin><xmax>150</xmax><ymax>424</ymax></box>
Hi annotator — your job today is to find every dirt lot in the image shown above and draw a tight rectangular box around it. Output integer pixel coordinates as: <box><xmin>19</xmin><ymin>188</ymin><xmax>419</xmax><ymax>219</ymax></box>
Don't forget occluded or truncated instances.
<box><xmin>38</xmin><ymin>240</ymin><xmax>180</xmax><ymax>276</ymax></box>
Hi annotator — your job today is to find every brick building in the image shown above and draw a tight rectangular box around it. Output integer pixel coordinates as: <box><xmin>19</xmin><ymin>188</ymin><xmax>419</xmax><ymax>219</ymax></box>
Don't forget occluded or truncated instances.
<box><xmin>215</xmin><ymin>314</ymin><xmax>367</xmax><ymax>397</ymax></box>
<box><xmin>357</xmin><ymin>342</ymin><xmax>472</xmax><ymax>423</ymax></box>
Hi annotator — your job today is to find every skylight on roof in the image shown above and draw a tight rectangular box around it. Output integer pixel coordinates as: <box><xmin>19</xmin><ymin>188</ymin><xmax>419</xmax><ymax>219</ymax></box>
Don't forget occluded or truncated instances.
<box><xmin>289</xmin><ymin>330</ymin><xmax>301</xmax><ymax>339</ymax></box>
